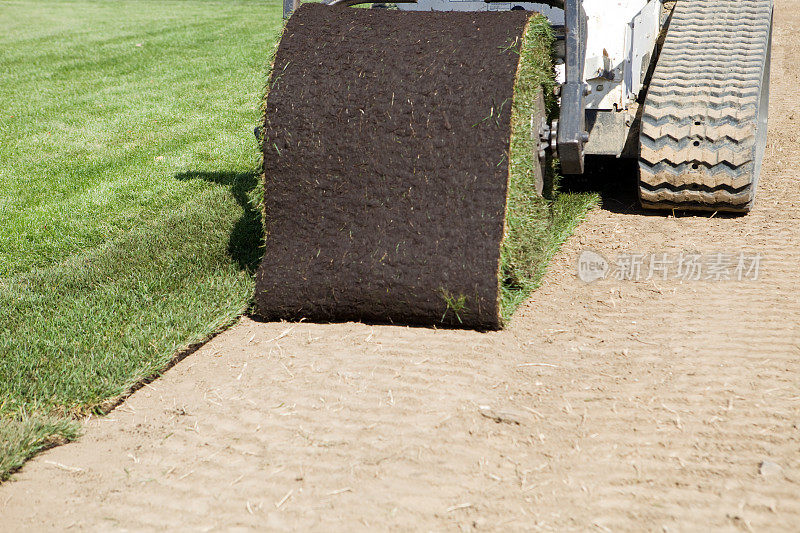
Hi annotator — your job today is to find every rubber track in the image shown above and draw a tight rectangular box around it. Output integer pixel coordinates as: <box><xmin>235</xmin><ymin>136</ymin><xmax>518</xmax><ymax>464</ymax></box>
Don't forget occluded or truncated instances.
<box><xmin>639</xmin><ymin>0</ymin><xmax>773</xmax><ymax>212</ymax></box>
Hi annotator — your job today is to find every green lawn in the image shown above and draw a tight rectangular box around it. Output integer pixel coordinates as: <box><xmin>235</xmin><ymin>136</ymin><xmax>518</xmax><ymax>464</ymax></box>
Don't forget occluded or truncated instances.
<box><xmin>0</xmin><ymin>0</ymin><xmax>596</xmax><ymax>481</ymax></box>
<box><xmin>0</xmin><ymin>0</ymin><xmax>281</xmax><ymax>479</ymax></box>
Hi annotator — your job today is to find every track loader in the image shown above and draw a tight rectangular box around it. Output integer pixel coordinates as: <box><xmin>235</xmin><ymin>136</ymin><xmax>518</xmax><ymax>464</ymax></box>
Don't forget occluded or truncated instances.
<box><xmin>284</xmin><ymin>0</ymin><xmax>774</xmax><ymax>213</ymax></box>
<box><xmin>255</xmin><ymin>0</ymin><xmax>774</xmax><ymax>328</ymax></box>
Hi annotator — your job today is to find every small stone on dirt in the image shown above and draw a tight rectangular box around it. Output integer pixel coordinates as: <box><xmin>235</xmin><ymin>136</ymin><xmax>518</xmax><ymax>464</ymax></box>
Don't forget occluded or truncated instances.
<box><xmin>478</xmin><ymin>406</ymin><xmax>523</xmax><ymax>425</ymax></box>
<box><xmin>759</xmin><ymin>460</ymin><xmax>783</xmax><ymax>477</ymax></box>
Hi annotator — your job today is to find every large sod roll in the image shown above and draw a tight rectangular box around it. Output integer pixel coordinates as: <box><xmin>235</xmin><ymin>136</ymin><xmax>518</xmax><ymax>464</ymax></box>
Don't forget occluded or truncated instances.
<box><xmin>255</xmin><ymin>3</ymin><xmax>552</xmax><ymax>330</ymax></box>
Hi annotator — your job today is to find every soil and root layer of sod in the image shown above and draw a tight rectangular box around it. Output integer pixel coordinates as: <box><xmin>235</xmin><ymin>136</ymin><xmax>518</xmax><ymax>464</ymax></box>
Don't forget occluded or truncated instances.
<box><xmin>255</xmin><ymin>4</ymin><xmax>555</xmax><ymax>330</ymax></box>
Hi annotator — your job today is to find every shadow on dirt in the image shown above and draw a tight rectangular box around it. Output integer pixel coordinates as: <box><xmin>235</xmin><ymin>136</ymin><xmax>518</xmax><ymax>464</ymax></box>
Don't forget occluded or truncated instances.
<box><xmin>174</xmin><ymin>170</ymin><xmax>264</xmax><ymax>272</ymax></box>
<box><xmin>560</xmin><ymin>156</ymin><xmax>642</xmax><ymax>214</ymax></box>
<box><xmin>560</xmin><ymin>156</ymin><xmax>740</xmax><ymax>219</ymax></box>
<box><xmin>247</xmin><ymin>311</ymin><xmax>490</xmax><ymax>331</ymax></box>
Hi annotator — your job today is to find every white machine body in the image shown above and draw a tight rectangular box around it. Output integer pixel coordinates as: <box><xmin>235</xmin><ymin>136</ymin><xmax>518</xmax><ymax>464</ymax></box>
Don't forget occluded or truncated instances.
<box><xmin>398</xmin><ymin>0</ymin><xmax>663</xmax><ymax>111</ymax></box>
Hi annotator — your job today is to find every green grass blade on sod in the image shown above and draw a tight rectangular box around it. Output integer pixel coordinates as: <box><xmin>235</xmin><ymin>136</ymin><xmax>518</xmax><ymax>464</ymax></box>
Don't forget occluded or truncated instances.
<box><xmin>501</xmin><ymin>15</ymin><xmax>598</xmax><ymax>321</ymax></box>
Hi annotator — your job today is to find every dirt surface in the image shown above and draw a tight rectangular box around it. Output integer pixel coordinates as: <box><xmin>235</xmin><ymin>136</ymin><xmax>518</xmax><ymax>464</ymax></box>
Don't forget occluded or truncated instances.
<box><xmin>2</xmin><ymin>1</ymin><xmax>799</xmax><ymax>530</ymax></box>
<box><xmin>257</xmin><ymin>4</ymin><xmax>532</xmax><ymax>329</ymax></box>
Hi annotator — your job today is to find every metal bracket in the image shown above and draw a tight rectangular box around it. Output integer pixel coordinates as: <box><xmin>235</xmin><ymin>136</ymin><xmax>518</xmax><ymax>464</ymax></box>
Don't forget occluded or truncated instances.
<box><xmin>487</xmin><ymin>0</ymin><xmax>588</xmax><ymax>173</ymax></box>
<box><xmin>557</xmin><ymin>0</ymin><xmax>588</xmax><ymax>174</ymax></box>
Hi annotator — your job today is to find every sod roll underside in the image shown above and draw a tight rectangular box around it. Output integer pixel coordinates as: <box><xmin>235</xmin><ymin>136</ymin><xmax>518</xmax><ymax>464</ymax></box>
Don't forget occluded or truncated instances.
<box><xmin>255</xmin><ymin>4</ymin><xmax>544</xmax><ymax>329</ymax></box>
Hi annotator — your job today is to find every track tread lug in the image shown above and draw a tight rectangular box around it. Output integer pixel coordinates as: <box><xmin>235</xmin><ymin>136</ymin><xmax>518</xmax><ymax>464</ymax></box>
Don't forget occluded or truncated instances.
<box><xmin>638</xmin><ymin>0</ymin><xmax>773</xmax><ymax>213</ymax></box>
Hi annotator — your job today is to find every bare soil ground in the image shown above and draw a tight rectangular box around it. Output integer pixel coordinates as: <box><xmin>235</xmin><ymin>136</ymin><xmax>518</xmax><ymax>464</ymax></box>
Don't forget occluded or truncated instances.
<box><xmin>2</xmin><ymin>1</ymin><xmax>799</xmax><ymax>530</ymax></box>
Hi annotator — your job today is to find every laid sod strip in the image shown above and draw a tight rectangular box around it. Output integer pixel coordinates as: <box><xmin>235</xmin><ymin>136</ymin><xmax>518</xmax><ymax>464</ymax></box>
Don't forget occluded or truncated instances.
<box><xmin>0</xmin><ymin>417</ymin><xmax>80</xmax><ymax>482</ymax></box>
<box><xmin>502</xmin><ymin>16</ymin><xmax>564</xmax><ymax>319</ymax></box>
<box><xmin>0</xmin><ymin>0</ymin><xmax>280</xmax><ymax>480</ymax></box>
<box><xmin>255</xmin><ymin>5</ymin><xmax>567</xmax><ymax>329</ymax></box>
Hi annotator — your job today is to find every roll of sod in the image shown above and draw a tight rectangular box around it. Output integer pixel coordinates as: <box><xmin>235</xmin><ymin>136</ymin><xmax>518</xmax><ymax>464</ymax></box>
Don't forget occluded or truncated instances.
<box><xmin>255</xmin><ymin>3</ymin><xmax>552</xmax><ymax>330</ymax></box>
